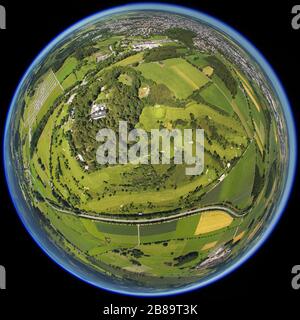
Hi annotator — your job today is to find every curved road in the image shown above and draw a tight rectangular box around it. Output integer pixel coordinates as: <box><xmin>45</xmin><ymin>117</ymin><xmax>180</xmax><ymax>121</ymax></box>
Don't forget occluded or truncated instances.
<box><xmin>44</xmin><ymin>199</ymin><xmax>249</xmax><ymax>225</ymax></box>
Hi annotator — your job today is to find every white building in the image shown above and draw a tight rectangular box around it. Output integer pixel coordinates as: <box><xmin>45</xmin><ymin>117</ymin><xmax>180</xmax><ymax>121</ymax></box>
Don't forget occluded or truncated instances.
<box><xmin>132</xmin><ymin>41</ymin><xmax>161</xmax><ymax>51</ymax></box>
<box><xmin>95</xmin><ymin>52</ymin><xmax>111</xmax><ymax>63</ymax></box>
<box><xmin>218</xmin><ymin>174</ymin><xmax>226</xmax><ymax>182</ymax></box>
<box><xmin>77</xmin><ymin>154</ymin><xmax>85</xmax><ymax>162</ymax></box>
<box><xmin>91</xmin><ymin>103</ymin><xmax>107</xmax><ymax>120</ymax></box>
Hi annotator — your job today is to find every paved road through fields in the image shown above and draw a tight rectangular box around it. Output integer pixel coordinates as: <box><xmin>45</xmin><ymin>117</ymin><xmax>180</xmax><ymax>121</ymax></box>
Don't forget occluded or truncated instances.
<box><xmin>44</xmin><ymin>198</ymin><xmax>249</xmax><ymax>225</ymax></box>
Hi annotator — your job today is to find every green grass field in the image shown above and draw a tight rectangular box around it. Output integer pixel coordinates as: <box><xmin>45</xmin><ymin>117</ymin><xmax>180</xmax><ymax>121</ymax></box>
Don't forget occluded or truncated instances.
<box><xmin>186</xmin><ymin>53</ymin><xmax>211</xmax><ymax>68</ymax></box>
<box><xmin>56</xmin><ymin>57</ymin><xmax>78</xmax><ymax>83</ymax></box>
<box><xmin>200</xmin><ymin>83</ymin><xmax>233</xmax><ymax>115</ymax></box>
<box><xmin>138</xmin><ymin>58</ymin><xmax>209</xmax><ymax>99</ymax></box>
<box><xmin>114</xmin><ymin>52</ymin><xmax>144</xmax><ymax>67</ymax></box>
<box><xmin>62</xmin><ymin>73</ymin><xmax>77</xmax><ymax>89</ymax></box>
<box><xmin>202</xmin><ymin>141</ymin><xmax>256</xmax><ymax>209</ymax></box>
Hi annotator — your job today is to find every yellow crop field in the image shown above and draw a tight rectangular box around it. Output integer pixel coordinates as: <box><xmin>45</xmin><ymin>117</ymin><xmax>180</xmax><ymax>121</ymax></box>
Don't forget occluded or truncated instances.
<box><xmin>242</xmin><ymin>82</ymin><xmax>261</xmax><ymax>111</ymax></box>
<box><xmin>233</xmin><ymin>231</ymin><xmax>245</xmax><ymax>243</ymax></box>
<box><xmin>201</xmin><ymin>241</ymin><xmax>218</xmax><ymax>251</ymax></box>
<box><xmin>194</xmin><ymin>211</ymin><xmax>233</xmax><ymax>235</ymax></box>
<box><xmin>235</xmin><ymin>69</ymin><xmax>253</xmax><ymax>92</ymax></box>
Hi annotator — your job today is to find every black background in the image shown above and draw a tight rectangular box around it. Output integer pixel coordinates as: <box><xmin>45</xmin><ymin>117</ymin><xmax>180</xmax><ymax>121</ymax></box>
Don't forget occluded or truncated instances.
<box><xmin>0</xmin><ymin>0</ymin><xmax>299</xmax><ymax>318</ymax></box>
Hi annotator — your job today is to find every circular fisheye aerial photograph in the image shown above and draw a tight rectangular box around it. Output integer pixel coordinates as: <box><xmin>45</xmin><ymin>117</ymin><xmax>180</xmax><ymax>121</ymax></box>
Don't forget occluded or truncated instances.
<box><xmin>3</xmin><ymin>3</ymin><xmax>296</xmax><ymax>296</ymax></box>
